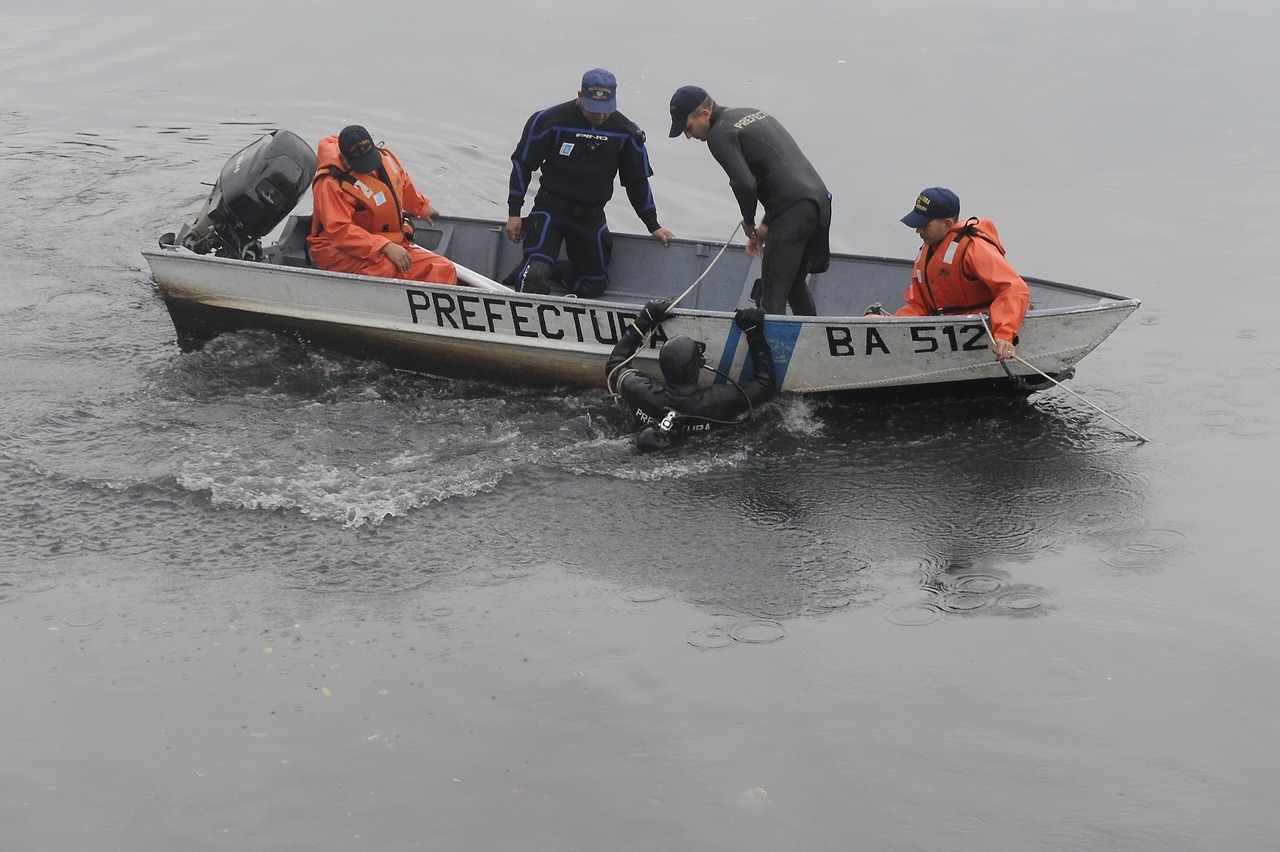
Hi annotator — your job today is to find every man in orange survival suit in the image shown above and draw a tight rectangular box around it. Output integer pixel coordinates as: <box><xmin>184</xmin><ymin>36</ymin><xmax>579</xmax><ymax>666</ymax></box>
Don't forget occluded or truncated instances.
<box><xmin>308</xmin><ymin>125</ymin><xmax>458</xmax><ymax>284</ymax></box>
<box><xmin>887</xmin><ymin>187</ymin><xmax>1030</xmax><ymax>361</ymax></box>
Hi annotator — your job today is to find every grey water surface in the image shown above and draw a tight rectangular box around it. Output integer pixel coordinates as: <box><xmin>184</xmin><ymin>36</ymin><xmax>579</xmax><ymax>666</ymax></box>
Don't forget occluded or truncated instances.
<box><xmin>2</xmin><ymin>2</ymin><xmax>1277</xmax><ymax>850</ymax></box>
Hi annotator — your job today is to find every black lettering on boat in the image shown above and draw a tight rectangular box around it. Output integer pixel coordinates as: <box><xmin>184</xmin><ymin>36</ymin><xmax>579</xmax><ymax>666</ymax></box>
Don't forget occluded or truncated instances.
<box><xmin>960</xmin><ymin>324</ymin><xmax>987</xmax><ymax>351</ymax></box>
<box><xmin>482</xmin><ymin>297</ymin><xmax>506</xmax><ymax>333</ymax></box>
<box><xmin>912</xmin><ymin>323</ymin><xmax>987</xmax><ymax>353</ymax></box>
<box><xmin>562</xmin><ymin>304</ymin><xmax>588</xmax><ymax>342</ymax></box>
<box><xmin>590</xmin><ymin>309</ymin><xmax>620</xmax><ymax>345</ymax></box>
<box><xmin>537</xmin><ymin>304</ymin><xmax>564</xmax><ymax>339</ymax></box>
<box><xmin>826</xmin><ymin>326</ymin><xmax>855</xmax><ymax>356</ymax></box>
<box><xmin>410</xmin><ymin>291</ymin><xmax>678</xmax><ymax>347</ymax></box>
<box><xmin>406</xmin><ymin>290</ymin><xmax>431</xmax><ymax>325</ymax></box>
<box><xmin>457</xmin><ymin>294</ymin><xmax>485</xmax><ymax>332</ymax></box>
<box><xmin>825</xmin><ymin>326</ymin><xmax>891</xmax><ymax>357</ymax></box>
<box><xmin>510</xmin><ymin>300</ymin><xmax>537</xmax><ymax>338</ymax></box>
<box><xmin>865</xmin><ymin>327</ymin><xmax>889</xmax><ymax>355</ymax></box>
<box><xmin>430</xmin><ymin>291</ymin><xmax>460</xmax><ymax>329</ymax></box>
<box><xmin>910</xmin><ymin>326</ymin><xmax>940</xmax><ymax>353</ymax></box>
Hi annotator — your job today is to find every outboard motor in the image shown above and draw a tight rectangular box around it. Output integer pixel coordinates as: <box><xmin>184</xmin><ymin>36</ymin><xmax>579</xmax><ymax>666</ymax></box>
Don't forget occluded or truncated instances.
<box><xmin>164</xmin><ymin>130</ymin><xmax>316</xmax><ymax>260</ymax></box>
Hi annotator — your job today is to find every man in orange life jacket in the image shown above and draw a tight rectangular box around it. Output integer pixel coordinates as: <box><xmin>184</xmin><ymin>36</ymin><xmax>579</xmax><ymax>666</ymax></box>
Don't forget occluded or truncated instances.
<box><xmin>887</xmin><ymin>187</ymin><xmax>1029</xmax><ymax>361</ymax></box>
<box><xmin>308</xmin><ymin>125</ymin><xmax>458</xmax><ymax>284</ymax></box>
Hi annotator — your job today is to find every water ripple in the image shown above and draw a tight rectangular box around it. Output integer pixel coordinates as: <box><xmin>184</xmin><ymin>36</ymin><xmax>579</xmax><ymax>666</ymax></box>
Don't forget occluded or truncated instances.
<box><xmin>1100</xmin><ymin>527</ymin><xmax>1188</xmax><ymax>570</ymax></box>
<box><xmin>883</xmin><ymin>604</ymin><xmax>942</xmax><ymax>627</ymax></box>
<box><xmin>684</xmin><ymin>614</ymin><xmax>791</xmax><ymax>649</ymax></box>
<box><xmin>604</xmin><ymin>585</ymin><xmax>674</xmax><ymax>613</ymax></box>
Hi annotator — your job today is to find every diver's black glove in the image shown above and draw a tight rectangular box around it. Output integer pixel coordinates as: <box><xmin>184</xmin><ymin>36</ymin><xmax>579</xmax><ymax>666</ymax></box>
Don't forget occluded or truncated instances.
<box><xmin>735</xmin><ymin>307</ymin><xmax>767</xmax><ymax>352</ymax></box>
<box><xmin>635</xmin><ymin>298</ymin><xmax>671</xmax><ymax>332</ymax></box>
<box><xmin>734</xmin><ymin>307</ymin><xmax>765</xmax><ymax>336</ymax></box>
<box><xmin>864</xmin><ymin>302</ymin><xmax>890</xmax><ymax>317</ymax></box>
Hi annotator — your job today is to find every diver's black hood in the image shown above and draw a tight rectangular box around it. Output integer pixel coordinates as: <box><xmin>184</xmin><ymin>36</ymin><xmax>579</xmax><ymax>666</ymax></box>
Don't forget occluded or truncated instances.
<box><xmin>658</xmin><ymin>336</ymin><xmax>705</xmax><ymax>388</ymax></box>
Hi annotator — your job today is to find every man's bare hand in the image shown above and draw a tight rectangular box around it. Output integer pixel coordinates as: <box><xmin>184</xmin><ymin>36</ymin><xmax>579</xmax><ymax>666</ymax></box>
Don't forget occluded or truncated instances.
<box><xmin>650</xmin><ymin>227</ymin><xmax>675</xmax><ymax>247</ymax></box>
<box><xmin>380</xmin><ymin>241</ymin><xmax>412</xmax><ymax>273</ymax></box>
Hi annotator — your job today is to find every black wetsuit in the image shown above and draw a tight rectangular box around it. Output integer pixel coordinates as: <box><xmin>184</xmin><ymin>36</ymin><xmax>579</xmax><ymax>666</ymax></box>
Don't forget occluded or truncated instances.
<box><xmin>706</xmin><ymin>105</ymin><xmax>832</xmax><ymax>316</ymax></box>
<box><xmin>508</xmin><ymin>100</ymin><xmax>663</xmax><ymax>297</ymax></box>
<box><xmin>605</xmin><ymin>317</ymin><xmax>776</xmax><ymax>446</ymax></box>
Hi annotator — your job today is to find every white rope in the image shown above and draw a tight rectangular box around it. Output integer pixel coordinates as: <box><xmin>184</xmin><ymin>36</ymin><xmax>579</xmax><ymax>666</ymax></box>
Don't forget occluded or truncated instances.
<box><xmin>606</xmin><ymin>222</ymin><xmax>743</xmax><ymax>400</ymax></box>
<box><xmin>454</xmin><ymin>261</ymin><xmax>514</xmax><ymax>292</ymax></box>
<box><xmin>668</xmin><ymin>222</ymin><xmax>743</xmax><ymax>310</ymax></box>
<box><xmin>980</xmin><ymin>314</ymin><xmax>1150</xmax><ymax>443</ymax></box>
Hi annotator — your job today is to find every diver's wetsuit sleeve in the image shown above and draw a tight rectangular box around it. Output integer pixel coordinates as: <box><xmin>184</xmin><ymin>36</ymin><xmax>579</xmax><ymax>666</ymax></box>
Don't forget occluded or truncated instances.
<box><xmin>605</xmin><ymin>322</ymin><xmax>644</xmax><ymax>378</ymax></box>
<box><xmin>605</xmin><ymin>325</ymin><xmax>673</xmax><ymax>427</ymax></box>
<box><xmin>672</xmin><ymin>330</ymin><xmax>777</xmax><ymax>427</ymax></box>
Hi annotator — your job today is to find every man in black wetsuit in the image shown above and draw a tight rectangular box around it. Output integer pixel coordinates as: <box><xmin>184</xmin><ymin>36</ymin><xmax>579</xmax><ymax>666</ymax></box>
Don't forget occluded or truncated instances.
<box><xmin>505</xmin><ymin>68</ymin><xmax>675</xmax><ymax>297</ymax></box>
<box><xmin>668</xmin><ymin>86</ymin><xmax>831</xmax><ymax>317</ymax></box>
<box><xmin>605</xmin><ymin>300</ymin><xmax>776</xmax><ymax>452</ymax></box>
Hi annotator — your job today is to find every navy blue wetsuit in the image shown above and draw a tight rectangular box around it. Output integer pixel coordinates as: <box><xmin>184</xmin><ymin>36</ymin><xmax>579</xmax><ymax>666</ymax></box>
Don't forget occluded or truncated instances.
<box><xmin>508</xmin><ymin>100</ymin><xmax>663</xmax><ymax>297</ymax></box>
<box><xmin>706</xmin><ymin>105</ymin><xmax>831</xmax><ymax>316</ymax></box>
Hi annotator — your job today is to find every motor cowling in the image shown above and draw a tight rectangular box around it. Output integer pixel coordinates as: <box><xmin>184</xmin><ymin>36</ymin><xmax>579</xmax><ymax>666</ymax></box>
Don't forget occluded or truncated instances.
<box><xmin>175</xmin><ymin>130</ymin><xmax>316</xmax><ymax>259</ymax></box>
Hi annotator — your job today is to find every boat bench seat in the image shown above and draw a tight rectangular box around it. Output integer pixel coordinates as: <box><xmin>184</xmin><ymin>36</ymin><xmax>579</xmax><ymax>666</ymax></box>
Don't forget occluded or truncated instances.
<box><xmin>269</xmin><ymin>216</ymin><xmax>314</xmax><ymax>268</ymax></box>
<box><xmin>266</xmin><ymin>216</ymin><xmax>457</xmax><ymax>271</ymax></box>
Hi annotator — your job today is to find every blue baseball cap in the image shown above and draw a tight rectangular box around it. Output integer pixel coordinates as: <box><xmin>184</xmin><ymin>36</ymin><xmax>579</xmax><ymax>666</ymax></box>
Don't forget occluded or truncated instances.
<box><xmin>668</xmin><ymin>85</ymin><xmax>709</xmax><ymax>137</ymax></box>
<box><xmin>901</xmin><ymin>187</ymin><xmax>961</xmax><ymax>228</ymax></box>
<box><xmin>580</xmin><ymin>68</ymin><xmax>618</xmax><ymax>114</ymax></box>
<box><xmin>338</xmin><ymin>124</ymin><xmax>381</xmax><ymax>174</ymax></box>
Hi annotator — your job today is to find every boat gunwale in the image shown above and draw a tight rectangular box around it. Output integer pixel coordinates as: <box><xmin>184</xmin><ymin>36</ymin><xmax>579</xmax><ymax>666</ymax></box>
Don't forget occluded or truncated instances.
<box><xmin>141</xmin><ymin>241</ymin><xmax>1139</xmax><ymax>323</ymax></box>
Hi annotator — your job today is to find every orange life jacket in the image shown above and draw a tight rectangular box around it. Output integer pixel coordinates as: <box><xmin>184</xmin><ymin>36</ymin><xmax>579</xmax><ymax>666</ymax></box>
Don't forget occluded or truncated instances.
<box><xmin>910</xmin><ymin>217</ymin><xmax>1008</xmax><ymax>315</ymax></box>
<box><xmin>310</xmin><ymin>148</ymin><xmax>413</xmax><ymax>239</ymax></box>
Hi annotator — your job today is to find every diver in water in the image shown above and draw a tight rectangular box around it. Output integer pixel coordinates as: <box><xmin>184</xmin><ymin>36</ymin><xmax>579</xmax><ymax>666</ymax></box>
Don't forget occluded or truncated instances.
<box><xmin>605</xmin><ymin>299</ymin><xmax>777</xmax><ymax>452</ymax></box>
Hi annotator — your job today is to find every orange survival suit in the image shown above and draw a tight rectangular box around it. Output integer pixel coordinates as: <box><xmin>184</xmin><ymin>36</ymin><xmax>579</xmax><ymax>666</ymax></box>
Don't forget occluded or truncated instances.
<box><xmin>307</xmin><ymin>135</ymin><xmax>457</xmax><ymax>284</ymax></box>
<box><xmin>896</xmin><ymin>218</ymin><xmax>1030</xmax><ymax>345</ymax></box>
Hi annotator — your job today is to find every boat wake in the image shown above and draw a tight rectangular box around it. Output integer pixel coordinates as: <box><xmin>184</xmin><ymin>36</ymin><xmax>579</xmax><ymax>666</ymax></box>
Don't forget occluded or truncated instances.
<box><xmin>174</xmin><ymin>446</ymin><xmax>510</xmax><ymax>529</ymax></box>
<box><xmin>145</xmin><ymin>331</ymin><xmax>815</xmax><ymax>527</ymax></box>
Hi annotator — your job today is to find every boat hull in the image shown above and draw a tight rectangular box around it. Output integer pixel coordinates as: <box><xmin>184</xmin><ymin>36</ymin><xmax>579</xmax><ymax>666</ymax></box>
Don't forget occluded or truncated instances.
<box><xmin>143</xmin><ymin>216</ymin><xmax>1140</xmax><ymax>400</ymax></box>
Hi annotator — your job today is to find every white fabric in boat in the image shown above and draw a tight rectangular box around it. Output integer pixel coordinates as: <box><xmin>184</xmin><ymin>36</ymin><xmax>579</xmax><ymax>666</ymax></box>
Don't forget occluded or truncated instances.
<box><xmin>454</xmin><ymin>262</ymin><xmax>514</xmax><ymax>293</ymax></box>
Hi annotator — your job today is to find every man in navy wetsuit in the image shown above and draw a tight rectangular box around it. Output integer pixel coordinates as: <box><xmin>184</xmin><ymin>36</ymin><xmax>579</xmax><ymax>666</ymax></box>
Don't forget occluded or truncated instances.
<box><xmin>669</xmin><ymin>85</ymin><xmax>831</xmax><ymax>316</ymax></box>
<box><xmin>506</xmin><ymin>68</ymin><xmax>675</xmax><ymax>297</ymax></box>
